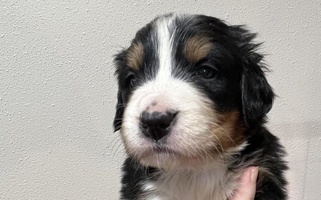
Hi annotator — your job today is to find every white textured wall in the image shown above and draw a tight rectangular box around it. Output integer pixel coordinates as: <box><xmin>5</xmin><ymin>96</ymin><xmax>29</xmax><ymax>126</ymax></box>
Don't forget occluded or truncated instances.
<box><xmin>1</xmin><ymin>0</ymin><xmax>320</xmax><ymax>199</ymax></box>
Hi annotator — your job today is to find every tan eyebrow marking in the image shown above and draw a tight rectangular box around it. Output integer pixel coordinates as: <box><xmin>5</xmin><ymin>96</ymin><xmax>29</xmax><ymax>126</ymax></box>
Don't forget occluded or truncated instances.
<box><xmin>126</xmin><ymin>41</ymin><xmax>144</xmax><ymax>70</ymax></box>
<box><xmin>184</xmin><ymin>35</ymin><xmax>212</xmax><ymax>63</ymax></box>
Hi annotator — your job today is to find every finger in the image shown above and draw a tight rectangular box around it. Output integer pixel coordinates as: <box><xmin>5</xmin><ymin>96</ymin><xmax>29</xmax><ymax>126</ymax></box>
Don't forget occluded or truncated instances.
<box><xmin>229</xmin><ymin>166</ymin><xmax>258</xmax><ymax>200</ymax></box>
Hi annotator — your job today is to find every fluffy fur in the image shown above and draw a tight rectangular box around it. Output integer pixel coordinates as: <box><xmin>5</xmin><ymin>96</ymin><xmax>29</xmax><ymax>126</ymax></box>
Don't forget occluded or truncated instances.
<box><xmin>114</xmin><ymin>14</ymin><xmax>287</xmax><ymax>200</ymax></box>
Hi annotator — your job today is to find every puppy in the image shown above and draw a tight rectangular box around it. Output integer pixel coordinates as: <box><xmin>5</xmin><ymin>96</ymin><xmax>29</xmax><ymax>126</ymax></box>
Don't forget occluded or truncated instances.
<box><xmin>114</xmin><ymin>13</ymin><xmax>287</xmax><ymax>200</ymax></box>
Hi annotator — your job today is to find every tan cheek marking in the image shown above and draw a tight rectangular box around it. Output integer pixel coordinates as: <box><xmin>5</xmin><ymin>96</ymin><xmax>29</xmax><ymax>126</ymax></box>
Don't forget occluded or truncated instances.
<box><xmin>212</xmin><ymin>111</ymin><xmax>246</xmax><ymax>151</ymax></box>
<box><xmin>184</xmin><ymin>35</ymin><xmax>212</xmax><ymax>63</ymax></box>
<box><xmin>127</xmin><ymin>41</ymin><xmax>144</xmax><ymax>70</ymax></box>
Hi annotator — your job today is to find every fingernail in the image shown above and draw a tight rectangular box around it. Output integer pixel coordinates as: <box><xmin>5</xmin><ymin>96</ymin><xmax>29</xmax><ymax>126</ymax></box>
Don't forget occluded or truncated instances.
<box><xmin>250</xmin><ymin>167</ymin><xmax>259</xmax><ymax>182</ymax></box>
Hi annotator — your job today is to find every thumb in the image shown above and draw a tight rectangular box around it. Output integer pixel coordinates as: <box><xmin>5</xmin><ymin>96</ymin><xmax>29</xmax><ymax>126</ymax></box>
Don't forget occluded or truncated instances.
<box><xmin>229</xmin><ymin>166</ymin><xmax>258</xmax><ymax>200</ymax></box>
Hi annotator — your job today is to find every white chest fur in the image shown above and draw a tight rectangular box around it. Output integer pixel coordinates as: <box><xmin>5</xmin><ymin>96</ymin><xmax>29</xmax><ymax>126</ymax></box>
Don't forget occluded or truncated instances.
<box><xmin>142</xmin><ymin>165</ymin><xmax>241</xmax><ymax>200</ymax></box>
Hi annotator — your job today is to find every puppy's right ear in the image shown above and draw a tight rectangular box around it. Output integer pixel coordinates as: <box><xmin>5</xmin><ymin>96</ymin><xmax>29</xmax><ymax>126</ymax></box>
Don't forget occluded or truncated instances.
<box><xmin>114</xmin><ymin>90</ymin><xmax>124</xmax><ymax>132</ymax></box>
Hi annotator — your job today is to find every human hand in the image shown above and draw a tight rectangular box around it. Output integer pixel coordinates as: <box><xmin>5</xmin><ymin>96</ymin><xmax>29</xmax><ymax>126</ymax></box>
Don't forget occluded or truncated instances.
<box><xmin>229</xmin><ymin>166</ymin><xmax>258</xmax><ymax>200</ymax></box>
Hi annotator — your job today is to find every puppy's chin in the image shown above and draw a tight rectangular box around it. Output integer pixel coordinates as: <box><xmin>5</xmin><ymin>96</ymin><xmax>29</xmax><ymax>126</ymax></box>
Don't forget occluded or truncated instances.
<box><xmin>127</xmin><ymin>145</ymin><xmax>221</xmax><ymax>169</ymax></box>
<box><xmin>138</xmin><ymin>154</ymin><xmax>206</xmax><ymax>169</ymax></box>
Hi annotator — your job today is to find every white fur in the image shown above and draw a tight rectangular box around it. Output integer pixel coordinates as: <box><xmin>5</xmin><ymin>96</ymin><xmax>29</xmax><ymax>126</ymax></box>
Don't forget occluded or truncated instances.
<box><xmin>141</xmin><ymin>143</ymin><xmax>248</xmax><ymax>200</ymax></box>
<box><xmin>156</xmin><ymin>14</ymin><xmax>176</xmax><ymax>81</ymax></box>
<box><xmin>143</xmin><ymin>162</ymin><xmax>240</xmax><ymax>200</ymax></box>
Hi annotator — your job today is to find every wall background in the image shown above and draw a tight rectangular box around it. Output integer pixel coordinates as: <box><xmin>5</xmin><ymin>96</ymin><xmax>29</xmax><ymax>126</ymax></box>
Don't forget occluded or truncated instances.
<box><xmin>1</xmin><ymin>0</ymin><xmax>320</xmax><ymax>199</ymax></box>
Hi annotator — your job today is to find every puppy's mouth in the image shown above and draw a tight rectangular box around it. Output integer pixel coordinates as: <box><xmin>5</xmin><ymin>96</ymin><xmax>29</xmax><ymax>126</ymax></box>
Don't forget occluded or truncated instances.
<box><xmin>138</xmin><ymin>143</ymin><xmax>185</xmax><ymax>159</ymax></box>
<box><xmin>136</xmin><ymin>142</ymin><xmax>212</xmax><ymax>168</ymax></box>
<box><xmin>153</xmin><ymin>145</ymin><xmax>176</xmax><ymax>154</ymax></box>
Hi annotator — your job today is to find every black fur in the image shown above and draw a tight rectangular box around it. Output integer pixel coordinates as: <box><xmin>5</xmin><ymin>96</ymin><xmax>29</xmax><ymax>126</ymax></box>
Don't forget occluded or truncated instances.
<box><xmin>114</xmin><ymin>14</ymin><xmax>287</xmax><ymax>200</ymax></box>
<box><xmin>230</xmin><ymin>127</ymin><xmax>288</xmax><ymax>200</ymax></box>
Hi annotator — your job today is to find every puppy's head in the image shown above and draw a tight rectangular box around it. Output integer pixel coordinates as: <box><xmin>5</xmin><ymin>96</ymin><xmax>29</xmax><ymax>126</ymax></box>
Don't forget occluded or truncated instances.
<box><xmin>114</xmin><ymin>14</ymin><xmax>274</xmax><ymax>168</ymax></box>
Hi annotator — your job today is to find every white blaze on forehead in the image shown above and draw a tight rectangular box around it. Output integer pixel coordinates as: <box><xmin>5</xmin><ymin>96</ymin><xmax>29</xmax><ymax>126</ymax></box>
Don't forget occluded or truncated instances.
<box><xmin>155</xmin><ymin>15</ymin><xmax>176</xmax><ymax>82</ymax></box>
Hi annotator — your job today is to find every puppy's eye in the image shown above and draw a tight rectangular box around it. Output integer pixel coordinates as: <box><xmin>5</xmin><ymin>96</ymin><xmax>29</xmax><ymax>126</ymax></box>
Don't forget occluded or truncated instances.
<box><xmin>128</xmin><ymin>75</ymin><xmax>136</xmax><ymax>87</ymax></box>
<box><xmin>125</xmin><ymin>74</ymin><xmax>137</xmax><ymax>88</ymax></box>
<box><xmin>196</xmin><ymin>66</ymin><xmax>217</xmax><ymax>79</ymax></box>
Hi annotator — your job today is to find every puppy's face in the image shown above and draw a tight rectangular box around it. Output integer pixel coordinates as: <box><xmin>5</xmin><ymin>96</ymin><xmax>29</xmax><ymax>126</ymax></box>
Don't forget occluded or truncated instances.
<box><xmin>114</xmin><ymin>14</ymin><xmax>274</xmax><ymax>168</ymax></box>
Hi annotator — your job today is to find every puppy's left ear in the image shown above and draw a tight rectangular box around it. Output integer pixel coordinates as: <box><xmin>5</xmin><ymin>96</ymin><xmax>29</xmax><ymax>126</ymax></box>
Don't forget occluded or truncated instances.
<box><xmin>232</xmin><ymin>26</ymin><xmax>275</xmax><ymax>126</ymax></box>
<box><xmin>241</xmin><ymin>58</ymin><xmax>274</xmax><ymax>126</ymax></box>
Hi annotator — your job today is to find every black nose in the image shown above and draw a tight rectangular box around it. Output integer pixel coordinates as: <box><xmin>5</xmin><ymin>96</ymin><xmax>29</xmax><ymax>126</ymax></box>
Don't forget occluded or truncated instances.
<box><xmin>140</xmin><ymin>111</ymin><xmax>177</xmax><ymax>141</ymax></box>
